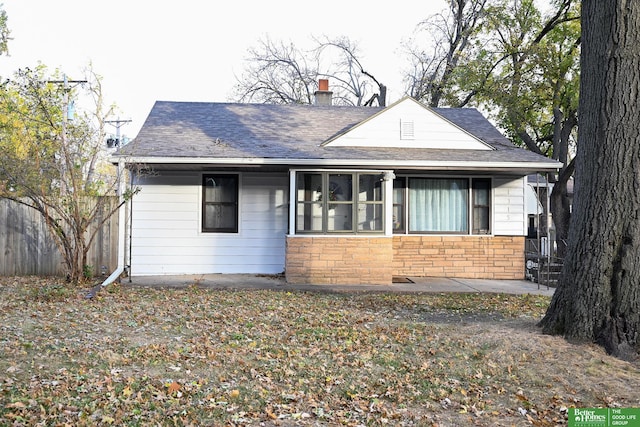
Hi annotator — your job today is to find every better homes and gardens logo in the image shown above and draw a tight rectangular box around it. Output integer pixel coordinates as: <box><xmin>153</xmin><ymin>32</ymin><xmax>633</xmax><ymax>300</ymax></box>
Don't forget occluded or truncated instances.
<box><xmin>571</xmin><ymin>408</ymin><xmax>608</xmax><ymax>426</ymax></box>
<box><xmin>568</xmin><ymin>408</ymin><xmax>640</xmax><ymax>427</ymax></box>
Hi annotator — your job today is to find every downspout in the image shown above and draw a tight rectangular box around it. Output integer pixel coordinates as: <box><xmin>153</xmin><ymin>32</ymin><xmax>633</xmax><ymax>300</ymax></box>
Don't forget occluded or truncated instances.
<box><xmin>86</xmin><ymin>159</ymin><xmax>127</xmax><ymax>298</ymax></box>
<box><xmin>128</xmin><ymin>168</ymin><xmax>133</xmax><ymax>283</ymax></box>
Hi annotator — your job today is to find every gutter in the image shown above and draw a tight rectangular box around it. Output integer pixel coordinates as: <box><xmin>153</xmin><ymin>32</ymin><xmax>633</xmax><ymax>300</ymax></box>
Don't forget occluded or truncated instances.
<box><xmin>111</xmin><ymin>156</ymin><xmax>562</xmax><ymax>173</ymax></box>
<box><xmin>86</xmin><ymin>159</ymin><xmax>128</xmax><ymax>299</ymax></box>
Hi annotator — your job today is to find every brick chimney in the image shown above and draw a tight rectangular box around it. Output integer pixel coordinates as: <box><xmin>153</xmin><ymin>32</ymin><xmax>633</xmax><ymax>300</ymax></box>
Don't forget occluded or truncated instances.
<box><xmin>314</xmin><ymin>79</ymin><xmax>333</xmax><ymax>106</ymax></box>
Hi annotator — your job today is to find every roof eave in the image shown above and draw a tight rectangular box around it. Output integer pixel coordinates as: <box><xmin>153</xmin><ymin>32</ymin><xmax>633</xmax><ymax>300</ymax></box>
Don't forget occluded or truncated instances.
<box><xmin>112</xmin><ymin>155</ymin><xmax>561</xmax><ymax>173</ymax></box>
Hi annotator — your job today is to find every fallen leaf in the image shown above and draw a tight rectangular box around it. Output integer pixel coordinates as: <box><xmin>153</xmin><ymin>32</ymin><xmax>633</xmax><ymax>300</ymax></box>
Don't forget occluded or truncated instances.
<box><xmin>167</xmin><ymin>381</ymin><xmax>181</xmax><ymax>394</ymax></box>
<box><xmin>5</xmin><ymin>401</ymin><xmax>26</xmax><ymax>409</ymax></box>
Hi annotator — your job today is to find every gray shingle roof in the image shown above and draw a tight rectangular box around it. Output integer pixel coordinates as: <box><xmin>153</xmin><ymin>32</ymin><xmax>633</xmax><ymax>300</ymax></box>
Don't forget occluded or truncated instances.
<box><xmin>116</xmin><ymin>100</ymin><xmax>559</xmax><ymax>169</ymax></box>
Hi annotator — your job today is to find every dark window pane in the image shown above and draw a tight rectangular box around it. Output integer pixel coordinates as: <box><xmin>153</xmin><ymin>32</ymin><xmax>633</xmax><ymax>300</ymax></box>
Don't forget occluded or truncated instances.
<box><xmin>358</xmin><ymin>204</ymin><xmax>383</xmax><ymax>231</ymax></box>
<box><xmin>296</xmin><ymin>202</ymin><xmax>323</xmax><ymax>232</ymax></box>
<box><xmin>204</xmin><ymin>204</ymin><xmax>237</xmax><ymax>229</ymax></box>
<box><xmin>328</xmin><ymin>174</ymin><xmax>352</xmax><ymax>201</ymax></box>
<box><xmin>393</xmin><ymin>204</ymin><xmax>405</xmax><ymax>232</ymax></box>
<box><xmin>358</xmin><ymin>174</ymin><xmax>382</xmax><ymax>201</ymax></box>
<box><xmin>204</xmin><ymin>176</ymin><xmax>237</xmax><ymax>203</ymax></box>
<box><xmin>472</xmin><ymin>179</ymin><xmax>491</xmax><ymax>234</ymax></box>
<box><xmin>328</xmin><ymin>203</ymin><xmax>353</xmax><ymax>231</ymax></box>
<box><xmin>297</xmin><ymin>173</ymin><xmax>322</xmax><ymax>202</ymax></box>
<box><xmin>393</xmin><ymin>178</ymin><xmax>406</xmax><ymax>233</ymax></box>
<box><xmin>473</xmin><ymin>207</ymin><xmax>490</xmax><ymax>234</ymax></box>
<box><xmin>202</xmin><ymin>174</ymin><xmax>238</xmax><ymax>232</ymax></box>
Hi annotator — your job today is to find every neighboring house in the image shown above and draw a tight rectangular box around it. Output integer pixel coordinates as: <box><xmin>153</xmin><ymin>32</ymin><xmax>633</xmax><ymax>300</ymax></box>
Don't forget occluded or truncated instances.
<box><xmin>526</xmin><ymin>173</ymin><xmax>575</xmax><ymax>237</ymax></box>
<box><xmin>112</xmin><ymin>87</ymin><xmax>560</xmax><ymax>285</ymax></box>
<box><xmin>524</xmin><ymin>173</ymin><xmax>574</xmax><ymax>285</ymax></box>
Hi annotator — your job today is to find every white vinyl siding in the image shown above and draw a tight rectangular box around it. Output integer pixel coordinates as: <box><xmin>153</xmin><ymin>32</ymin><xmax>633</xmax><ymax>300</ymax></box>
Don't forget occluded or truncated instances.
<box><xmin>130</xmin><ymin>171</ymin><xmax>288</xmax><ymax>275</ymax></box>
<box><xmin>493</xmin><ymin>176</ymin><xmax>526</xmax><ymax>236</ymax></box>
<box><xmin>324</xmin><ymin>98</ymin><xmax>493</xmax><ymax>150</ymax></box>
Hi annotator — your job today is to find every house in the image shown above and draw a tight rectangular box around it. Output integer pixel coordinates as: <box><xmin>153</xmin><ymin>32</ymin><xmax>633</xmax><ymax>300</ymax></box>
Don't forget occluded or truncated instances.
<box><xmin>111</xmin><ymin>89</ymin><xmax>560</xmax><ymax>286</ymax></box>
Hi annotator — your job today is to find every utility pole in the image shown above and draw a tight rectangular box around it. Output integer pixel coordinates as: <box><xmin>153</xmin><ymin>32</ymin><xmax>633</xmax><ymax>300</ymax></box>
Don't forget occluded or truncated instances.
<box><xmin>46</xmin><ymin>74</ymin><xmax>87</xmax><ymax>193</ymax></box>
<box><xmin>46</xmin><ymin>74</ymin><xmax>87</xmax><ymax>119</ymax></box>
<box><xmin>105</xmin><ymin>118</ymin><xmax>132</xmax><ymax>148</ymax></box>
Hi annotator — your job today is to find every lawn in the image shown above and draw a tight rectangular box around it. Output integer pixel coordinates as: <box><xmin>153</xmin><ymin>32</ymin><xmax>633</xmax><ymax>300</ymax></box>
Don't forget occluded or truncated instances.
<box><xmin>1</xmin><ymin>277</ymin><xmax>638</xmax><ymax>426</ymax></box>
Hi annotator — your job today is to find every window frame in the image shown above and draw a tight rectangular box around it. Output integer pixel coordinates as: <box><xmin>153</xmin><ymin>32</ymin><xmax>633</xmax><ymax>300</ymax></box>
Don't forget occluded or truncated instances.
<box><xmin>295</xmin><ymin>171</ymin><xmax>385</xmax><ymax>235</ymax></box>
<box><xmin>393</xmin><ymin>177</ymin><xmax>407</xmax><ymax>233</ymax></box>
<box><xmin>356</xmin><ymin>173</ymin><xmax>385</xmax><ymax>232</ymax></box>
<box><xmin>471</xmin><ymin>178</ymin><xmax>491</xmax><ymax>235</ymax></box>
<box><xmin>392</xmin><ymin>175</ymin><xmax>492</xmax><ymax>235</ymax></box>
<box><xmin>202</xmin><ymin>173</ymin><xmax>239</xmax><ymax>233</ymax></box>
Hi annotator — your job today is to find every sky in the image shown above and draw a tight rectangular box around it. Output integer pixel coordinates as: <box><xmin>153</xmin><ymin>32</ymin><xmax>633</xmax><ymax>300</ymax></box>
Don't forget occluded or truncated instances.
<box><xmin>0</xmin><ymin>0</ymin><xmax>444</xmax><ymax>140</ymax></box>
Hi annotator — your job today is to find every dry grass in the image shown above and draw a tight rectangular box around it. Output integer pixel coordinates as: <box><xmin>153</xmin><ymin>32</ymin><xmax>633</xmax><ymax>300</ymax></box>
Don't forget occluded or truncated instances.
<box><xmin>0</xmin><ymin>277</ymin><xmax>638</xmax><ymax>426</ymax></box>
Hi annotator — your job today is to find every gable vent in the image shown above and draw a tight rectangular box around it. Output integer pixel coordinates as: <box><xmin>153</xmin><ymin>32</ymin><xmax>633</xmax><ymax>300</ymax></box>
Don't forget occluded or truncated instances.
<box><xmin>400</xmin><ymin>119</ymin><xmax>415</xmax><ymax>140</ymax></box>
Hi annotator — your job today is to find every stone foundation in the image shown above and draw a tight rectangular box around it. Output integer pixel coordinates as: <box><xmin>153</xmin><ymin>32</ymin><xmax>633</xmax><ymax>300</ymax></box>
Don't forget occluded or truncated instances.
<box><xmin>285</xmin><ymin>235</ymin><xmax>526</xmax><ymax>285</ymax></box>
<box><xmin>285</xmin><ymin>236</ymin><xmax>394</xmax><ymax>285</ymax></box>
<box><xmin>392</xmin><ymin>235</ymin><xmax>525</xmax><ymax>279</ymax></box>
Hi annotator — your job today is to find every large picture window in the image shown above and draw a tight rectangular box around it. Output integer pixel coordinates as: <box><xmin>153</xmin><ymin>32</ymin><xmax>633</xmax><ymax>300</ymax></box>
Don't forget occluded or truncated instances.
<box><xmin>409</xmin><ymin>178</ymin><xmax>469</xmax><ymax>233</ymax></box>
<box><xmin>202</xmin><ymin>174</ymin><xmax>238</xmax><ymax>233</ymax></box>
<box><xmin>296</xmin><ymin>172</ymin><xmax>383</xmax><ymax>234</ymax></box>
<box><xmin>393</xmin><ymin>177</ymin><xmax>491</xmax><ymax>235</ymax></box>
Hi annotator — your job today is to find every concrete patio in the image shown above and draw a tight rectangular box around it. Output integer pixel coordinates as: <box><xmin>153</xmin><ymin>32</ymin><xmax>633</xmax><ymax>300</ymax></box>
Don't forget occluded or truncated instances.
<box><xmin>122</xmin><ymin>274</ymin><xmax>555</xmax><ymax>296</ymax></box>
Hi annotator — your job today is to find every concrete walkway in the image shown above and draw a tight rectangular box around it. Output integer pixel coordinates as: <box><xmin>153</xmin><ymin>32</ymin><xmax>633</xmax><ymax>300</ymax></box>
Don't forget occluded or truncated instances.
<box><xmin>124</xmin><ymin>274</ymin><xmax>555</xmax><ymax>296</ymax></box>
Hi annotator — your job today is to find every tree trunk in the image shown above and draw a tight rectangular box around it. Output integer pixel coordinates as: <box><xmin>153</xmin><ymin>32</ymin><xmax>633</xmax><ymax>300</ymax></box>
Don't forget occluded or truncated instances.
<box><xmin>539</xmin><ymin>1</ymin><xmax>640</xmax><ymax>360</ymax></box>
<box><xmin>549</xmin><ymin>162</ymin><xmax>574</xmax><ymax>258</ymax></box>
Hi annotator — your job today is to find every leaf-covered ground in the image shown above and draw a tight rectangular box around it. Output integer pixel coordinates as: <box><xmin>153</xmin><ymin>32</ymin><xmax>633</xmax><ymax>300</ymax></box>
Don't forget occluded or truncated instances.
<box><xmin>1</xmin><ymin>277</ymin><xmax>638</xmax><ymax>426</ymax></box>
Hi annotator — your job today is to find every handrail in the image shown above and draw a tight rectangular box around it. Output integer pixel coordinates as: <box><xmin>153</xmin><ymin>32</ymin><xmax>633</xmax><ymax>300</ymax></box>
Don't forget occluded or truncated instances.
<box><xmin>525</xmin><ymin>238</ymin><xmax>564</xmax><ymax>289</ymax></box>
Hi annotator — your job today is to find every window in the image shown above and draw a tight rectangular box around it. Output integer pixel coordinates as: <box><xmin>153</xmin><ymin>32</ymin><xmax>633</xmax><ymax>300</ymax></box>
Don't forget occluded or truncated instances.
<box><xmin>357</xmin><ymin>174</ymin><xmax>384</xmax><ymax>231</ymax></box>
<box><xmin>409</xmin><ymin>178</ymin><xmax>469</xmax><ymax>233</ymax></box>
<box><xmin>202</xmin><ymin>174</ymin><xmax>238</xmax><ymax>233</ymax></box>
<box><xmin>393</xmin><ymin>178</ymin><xmax>406</xmax><ymax>233</ymax></box>
<box><xmin>472</xmin><ymin>179</ymin><xmax>491</xmax><ymax>234</ymax></box>
<box><xmin>393</xmin><ymin>177</ymin><xmax>491</xmax><ymax>235</ymax></box>
<box><xmin>296</xmin><ymin>172</ymin><xmax>383</xmax><ymax>234</ymax></box>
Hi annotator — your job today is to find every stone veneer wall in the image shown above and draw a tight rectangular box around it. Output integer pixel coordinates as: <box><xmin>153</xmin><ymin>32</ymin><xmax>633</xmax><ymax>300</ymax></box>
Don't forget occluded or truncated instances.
<box><xmin>285</xmin><ymin>236</ymin><xmax>394</xmax><ymax>285</ymax></box>
<box><xmin>392</xmin><ymin>235</ymin><xmax>526</xmax><ymax>280</ymax></box>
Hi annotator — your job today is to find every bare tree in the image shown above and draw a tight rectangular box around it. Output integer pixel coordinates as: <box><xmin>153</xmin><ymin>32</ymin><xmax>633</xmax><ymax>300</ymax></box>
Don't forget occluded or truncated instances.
<box><xmin>232</xmin><ymin>37</ymin><xmax>319</xmax><ymax>104</ymax></box>
<box><xmin>232</xmin><ymin>35</ymin><xmax>386</xmax><ymax>106</ymax></box>
<box><xmin>403</xmin><ymin>0</ymin><xmax>488</xmax><ymax>108</ymax></box>
<box><xmin>313</xmin><ymin>36</ymin><xmax>386</xmax><ymax>106</ymax></box>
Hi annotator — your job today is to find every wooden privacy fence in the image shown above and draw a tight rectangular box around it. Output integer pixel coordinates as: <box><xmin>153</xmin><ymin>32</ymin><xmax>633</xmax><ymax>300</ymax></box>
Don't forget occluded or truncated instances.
<box><xmin>0</xmin><ymin>197</ymin><xmax>119</xmax><ymax>277</ymax></box>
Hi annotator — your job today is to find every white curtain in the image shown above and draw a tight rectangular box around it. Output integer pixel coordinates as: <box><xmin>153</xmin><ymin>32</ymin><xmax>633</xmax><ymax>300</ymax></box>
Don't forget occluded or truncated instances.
<box><xmin>409</xmin><ymin>178</ymin><xmax>468</xmax><ymax>232</ymax></box>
